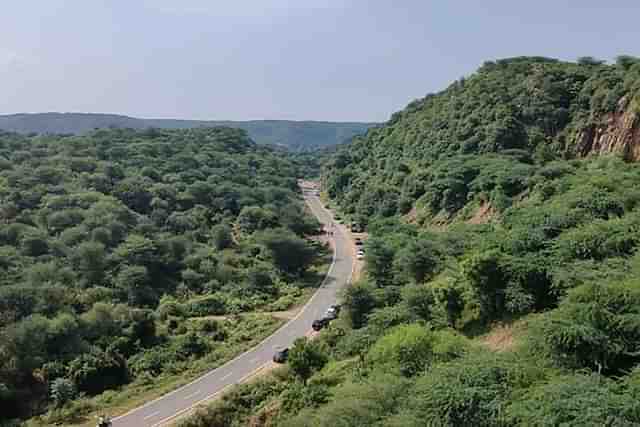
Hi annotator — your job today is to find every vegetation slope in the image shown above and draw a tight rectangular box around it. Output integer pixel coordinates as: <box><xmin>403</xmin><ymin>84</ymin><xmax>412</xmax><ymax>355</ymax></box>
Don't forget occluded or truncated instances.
<box><xmin>179</xmin><ymin>56</ymin><xmax>640</xmax><ymax>426</ymax></box>
<box><xmin>0</xmin><ymin>127</ymin><xmax>326</xmax><ymax>426</ymax></box>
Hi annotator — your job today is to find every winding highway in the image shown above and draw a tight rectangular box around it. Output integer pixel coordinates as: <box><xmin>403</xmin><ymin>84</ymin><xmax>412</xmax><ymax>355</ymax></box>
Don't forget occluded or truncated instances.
<box><xmin>112</xmin><ymin>193</ymin><xmax>354</xmax><ymax>427</ymax></box>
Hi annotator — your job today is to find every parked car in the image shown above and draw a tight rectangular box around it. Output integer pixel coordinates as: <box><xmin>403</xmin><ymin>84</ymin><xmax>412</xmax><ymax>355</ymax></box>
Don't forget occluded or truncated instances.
<box><xmin>325</xmin><ymin>304</ymin><xmax>341</xmax><ymax>320</ymax></box>
<box><xmin>312</xmin><ymin>317</ymin><xmax>331</xmax><ymax>331</ymax></box>
<box><xmin>273</xmin><ymin>347</ymin><xmax>289</xmax><ymax>363</ymax></box>
<box><xmin>356</xmin><ymin>250</ymin><xmax>365</xmax><ymax>260</ymax></box>
<box><xmin>354</xmin><ymin>237</ymin><xmax>363</xmax><ymax>246</ymax></box>
<box><xmin>96</xmin><ymin>416</ymin><xmax>112</xmax><ymax>427</ymax></box>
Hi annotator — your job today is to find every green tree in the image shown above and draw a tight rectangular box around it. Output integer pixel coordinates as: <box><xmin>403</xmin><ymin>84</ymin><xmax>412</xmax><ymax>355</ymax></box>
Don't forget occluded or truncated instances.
<box><xmin>288</xmin><ymin>337</ymin><xmax>328</xmax><ymax>385</ymax></box>
<box><xmin>342</xmin><ymin>282</ymin><xmax>377</xmax><ymax>329</ymax></box>
<box><xmin>393</xmin><ymin>238</ymin><xmax>441</xmax><ymax>284</ymax></box>
<box><xmin>462</xmin><ymin>249</ymin><xmax>506</xmax><ymax>320</ymax></box>
<box><xmin>114</xmin><ymin>265</ymin><xmax>153</xmax><ymax>306</ymax></box>
<box><xmin>67</xmin><ymin>347</ymin><xmax>128</xmax><ymax>395</ymax></box>
<box><xmin>364</xmin><ymin>237</ymin><xmax>395</xmax><ymax>286</ymax></box>
<box><xmin>368</xmin><ymin>324</ymin><xmax>434</xmax><ymax>377</ymax></box>
<box><xmin>114</xmin><ymin>234</ymin><xmax>158</xmax><ymax>267</ymax></box>
<box><xmin>237</xmin><ymin>206</ymin><xmax>277</xmax><ymax>234</ymax></box>
<box><xmin>211</xmin><ymin>223</ymin><xmax>233</xmax><ymax>250</ymax></box>
<box><xmin>255</xmin><ymin>228</ymin><xmax>314</xmax><ymax>276</ymax></box>
<box><xmin>507</xmin><ymin>374</ymin><xmax>640</xmax><ymax>426</ymax></box>
<box><xmin>72</xmin><ymin>241</ymin><xmax>107</xmax><ymax>286</ymax></box>
<box><xmin>50</xmin><ymin>377</ymin><xmax>76</xmax><ymax>407</ymax></box>
<box><xmin>401</xmin><ymin>284</ymin><xmax>435</xmax><ymax>322</ymax></box>
<box><xmin>532</xmin><ymin>280</ymin><xmax>640</xmax><ymax>374</ymax></box>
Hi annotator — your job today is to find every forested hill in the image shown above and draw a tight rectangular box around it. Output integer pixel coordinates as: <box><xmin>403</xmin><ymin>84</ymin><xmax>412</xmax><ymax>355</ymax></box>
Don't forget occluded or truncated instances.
<box><xmin>324</xmin><ymin>56</ymin><xmax>640</xmax><ymax>224</ymax></box>
<box><xmin>305</xmin><ymin>56</ymin><xmax>640</xmax><ymax>425</ymax></box>
<box><xmin>0</xmin><ymin>127</ymin><xmax>326</xmax><ymax>425</ymax></box>
<box><xmin>0</xmin><ymin>113</ymin><xmax>377</xmax><ymax>151</ymax></box>
<box><xmin>175</xmin><ymin>57</ymin><xmax>640</xmax><ymax>427</ymax></box>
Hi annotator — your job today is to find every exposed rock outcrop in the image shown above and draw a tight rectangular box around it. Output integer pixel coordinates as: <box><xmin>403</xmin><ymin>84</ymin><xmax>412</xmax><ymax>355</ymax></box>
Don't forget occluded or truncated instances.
<box><xmin>573</xmin><ymin>96</ymin><xmax>640</xmax><ymax>160</ymax></box>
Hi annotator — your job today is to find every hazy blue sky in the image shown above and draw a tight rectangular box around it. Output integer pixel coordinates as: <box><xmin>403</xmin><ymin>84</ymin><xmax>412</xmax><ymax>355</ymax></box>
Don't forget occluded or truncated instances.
<box><xmin>1</xmin><ymin>1</ymin><xmax>639</xmax><ymax>122</ymax></box>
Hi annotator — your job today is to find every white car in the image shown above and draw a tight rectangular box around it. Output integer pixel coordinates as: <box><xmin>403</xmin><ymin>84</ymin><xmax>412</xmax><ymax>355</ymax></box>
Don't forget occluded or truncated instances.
<box><xmin>356</xmin><ymin>251</ymin><xmax>365</xmax><ymax>260</ymax></box>
<box><xmin>324</xmin><ymin>305</ymin><xmax>341</xmax><ymax>320</ymax></box>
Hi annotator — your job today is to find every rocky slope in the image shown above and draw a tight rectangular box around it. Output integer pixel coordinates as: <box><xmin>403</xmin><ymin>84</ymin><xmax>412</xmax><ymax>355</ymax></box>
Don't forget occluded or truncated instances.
<box><xmin>573</xmin><ymin>95</ymin><xmax>640</xmax><ymax>160</ymax></box>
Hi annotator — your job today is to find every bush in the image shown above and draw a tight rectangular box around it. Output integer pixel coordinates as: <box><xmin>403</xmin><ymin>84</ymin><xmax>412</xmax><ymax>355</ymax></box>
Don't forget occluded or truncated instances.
<box><xmin>507</xmin><ymin>374</ymin><xmax>640</xmax><ymax>426</ymax></box>
<box><xmin>528</xmin><ymin>280</ymin><xmax>640</xmax><ymax>374</ymax></box>
<box><xmin>288</xmin><ymin>337</ymin><xmax>328</xmax><ymax>384</ymax></box>
<box><xmin>388</xmin><ymin>353</ymin><xmax>514</xmax><ymax>426</ymax></box>
<box><xmin>186</xmin><ymin>294</ymin><xmax>228</xmax><ymax>317</ymax></box>
<box><xmin>50</xmin><ymin>378</ymin><xmax>77</xmax><ymax>407</ymax></box>
<box><xmin>368</xmin><ymin>324</ymin><xmax>434</xmax><ymax>377</ymax></box>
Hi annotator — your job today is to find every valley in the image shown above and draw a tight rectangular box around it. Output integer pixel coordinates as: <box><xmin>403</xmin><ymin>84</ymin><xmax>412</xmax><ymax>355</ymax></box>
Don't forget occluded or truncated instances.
<box><xmin>2</xmin><ymin>55</ymin><xmax>640</xmax><ymax>427</ymax></box>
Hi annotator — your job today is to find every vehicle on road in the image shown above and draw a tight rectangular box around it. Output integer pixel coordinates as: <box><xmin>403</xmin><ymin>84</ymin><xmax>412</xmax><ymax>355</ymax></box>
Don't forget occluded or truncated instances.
<box><xmin>325</xmin><ymin>304</ymin><xmax>341</xmax><ymax>320</ymax></box>
<box><xmin>273</xmin><ymin>347</ymin><xmax>289</xmax><ymax>363</ymax></box>
<box><xmin>351</xmin><ymin>222</ymin><xmax>364</xmax><ymax>232</ymax></box>
<box><xmin>96</xmin><ymin>415</ymin><xmax>112</xmax><ymax>427</ymax></box>
<box><xmin>356</xmin><ymin>250</ymin><xmax>365</xmax><ymax>260</ymax></box>
<box><xmin>312</xmin><ymin>317</ymin><xmax>331</xmax><ymax>331</ymax></box>
<box><xmin>354</xmin><ymin>237</ymin><xmax>363</xmax><ymax>246</ymax></box>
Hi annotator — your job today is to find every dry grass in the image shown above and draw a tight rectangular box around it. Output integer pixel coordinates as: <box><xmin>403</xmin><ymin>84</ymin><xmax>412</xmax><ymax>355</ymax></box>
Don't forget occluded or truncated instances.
<box><xmin>479</xmin><ymin>321</ymin><xmax>521</xmax><ymax>352</ymax></box>
<box><xmin>467</xmin><ymin>201</ymin><xmax>497</xmax><ymax>225</ymax></box>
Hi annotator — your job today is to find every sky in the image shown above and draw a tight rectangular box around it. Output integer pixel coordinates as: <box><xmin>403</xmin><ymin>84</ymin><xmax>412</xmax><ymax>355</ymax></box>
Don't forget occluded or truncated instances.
<box><xmin>1</xmin><ymin>1</ymin><xmax>639</xmax><ymax>122</ymax></box>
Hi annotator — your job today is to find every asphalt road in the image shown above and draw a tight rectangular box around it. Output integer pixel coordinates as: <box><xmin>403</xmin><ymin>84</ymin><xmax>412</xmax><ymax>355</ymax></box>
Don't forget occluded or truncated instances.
<box><xmin>112</xmin><ymin>194</ymin><xmax>354</xmax><ymax>427</ymax></box>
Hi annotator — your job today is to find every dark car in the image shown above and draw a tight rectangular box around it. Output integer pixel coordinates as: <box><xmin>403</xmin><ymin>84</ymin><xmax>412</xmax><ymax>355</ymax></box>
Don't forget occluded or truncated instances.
<box><xmin>312</xmin><ymin>317</ymin><xmax>331</xmax><ymax>331</ymax></box>
<box><xmin>354</xmin><ymin>238</ymin><xmax>363</xmax><ymax>246</ymax></box>
<box><xmin>273</xmin><ymin>347</ymin><xmax>289</xmax><ymax>363</ymax></box>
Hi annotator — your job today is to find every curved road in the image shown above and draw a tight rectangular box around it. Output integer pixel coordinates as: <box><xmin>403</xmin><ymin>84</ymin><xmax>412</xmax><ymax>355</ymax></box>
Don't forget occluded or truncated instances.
<box><xmin>113</xmin><ymin>194</ymin><xmax>354</xmax><ymax>427</ymax></box>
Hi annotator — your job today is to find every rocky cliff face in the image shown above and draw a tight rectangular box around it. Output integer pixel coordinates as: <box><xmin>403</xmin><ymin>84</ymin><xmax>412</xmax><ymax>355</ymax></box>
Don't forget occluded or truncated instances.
<box><xmin>573</xmin><ymin>96</ymin><xmax>640</xmax><ymax>161</ymax></box>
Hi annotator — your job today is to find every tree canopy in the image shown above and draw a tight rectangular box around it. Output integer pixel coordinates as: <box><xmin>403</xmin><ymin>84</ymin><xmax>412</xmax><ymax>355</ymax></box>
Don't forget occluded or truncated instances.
<box><xmin>0</xmin><ymin>127</ymin><xmax>322</xmax><ymax>424</ymax></box>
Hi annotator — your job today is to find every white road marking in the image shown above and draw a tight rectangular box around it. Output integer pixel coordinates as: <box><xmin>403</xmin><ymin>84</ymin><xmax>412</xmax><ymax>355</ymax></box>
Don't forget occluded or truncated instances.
<box><xmin>220</xmin><ymin>372</ymin><xmax>232</xmax><ymax>381</ymax></box>
<box><xmin>143</xmin><ymin>411</ymin><xmax>160</xmax><ymax>420</ymax></box>
<box><xmin>183</xmin><ymin>390</ymin><xmax>201</xmax><ymax>400</ymax></box>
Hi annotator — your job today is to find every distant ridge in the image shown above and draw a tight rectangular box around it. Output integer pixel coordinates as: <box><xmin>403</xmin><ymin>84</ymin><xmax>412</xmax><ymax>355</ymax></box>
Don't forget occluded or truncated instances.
<box><xmin>0</xmin><ymin>112</ymin><xmax>378</xmax><ymax>150</ymax></box>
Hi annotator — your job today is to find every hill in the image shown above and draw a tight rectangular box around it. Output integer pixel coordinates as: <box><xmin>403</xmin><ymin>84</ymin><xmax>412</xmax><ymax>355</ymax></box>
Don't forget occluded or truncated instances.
<box><xmin>324</xmin><ymin>55</ymin><xmax>640</xmax><ymax>224</ymax></box>
<box><xmin>178</xmin><ymin>56</ymin><xmax>640</xmax><ymax>427</ymax></box>
<box><xmin>0</xmin><ymin>127</ymin><xmax>327</xmax><ymax>425</ymax></box>
<box><xmin>0</xmin><ymin>113</ymin><xmax>376</xmax><ymax>151</ymax></box>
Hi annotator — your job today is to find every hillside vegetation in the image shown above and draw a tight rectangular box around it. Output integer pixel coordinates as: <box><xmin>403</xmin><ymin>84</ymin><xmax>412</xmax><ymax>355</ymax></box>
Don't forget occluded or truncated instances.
<box><xmin>179</xmin><ymin>56</ymin><xmax>640</xmax><ymax>426</ymax></box>
<box><xmin>0</xmin><ymin>113</ymin><xmax>377</xmax><ymax>151</ymax></box>
<box><xmin>0</xmin><ymin>127</ymin><xmax>325</xmax><ymax>425</ymax></box>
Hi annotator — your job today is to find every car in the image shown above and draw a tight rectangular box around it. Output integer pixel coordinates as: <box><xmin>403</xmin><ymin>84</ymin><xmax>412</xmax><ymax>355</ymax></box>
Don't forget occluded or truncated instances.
<box><xmin>96</xmin><ymin>416</ymin><xmax>112</xmax><ymax>427</ymax></box>
<box><xmin>356</xmin><ymin>252</ymin><xmax>365</xmax><ymax>260</ymax></box>
<box><xmin>357</xmin><ymin>249</ymin><xmax>365</xmax><ymax>256</ymax></box>
<box><xmin>312</xmin><ymin>317</ymin><xmax>331</xmax><ymax>331</ymax></box>
<box><xmin>273</xmin><ymin>347</ymin><xmax>289</xmax><ymax>363</ymax></box>
<box><xmin>325</xmin><ymin>304</ymin><xmax>341</xmax><ymax>320</ymax></box>
<box><xmin>354</xmin><ymin>238</ymin><xmax>363</xmax><ymax>246</ymax></box>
